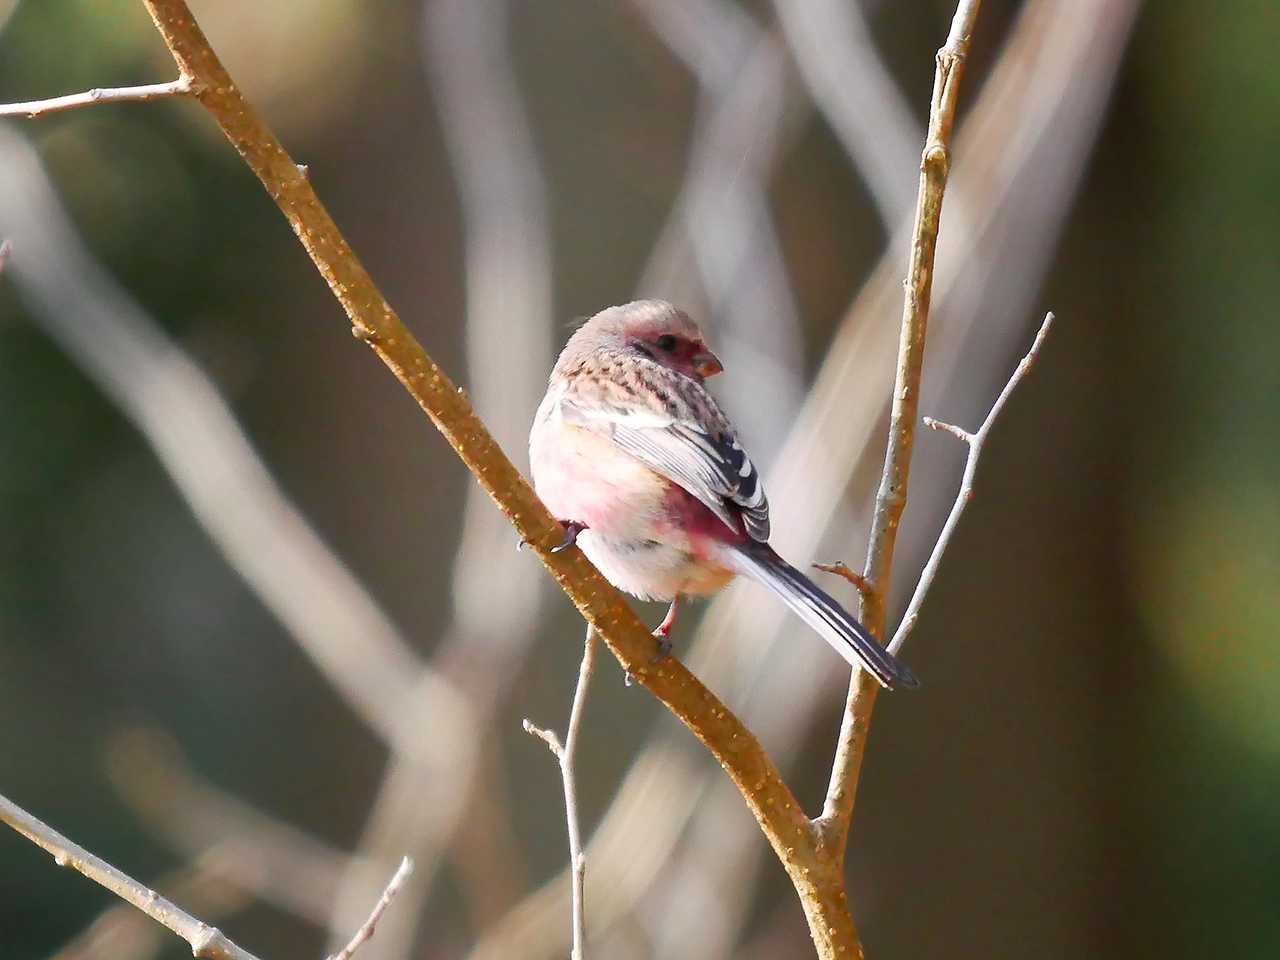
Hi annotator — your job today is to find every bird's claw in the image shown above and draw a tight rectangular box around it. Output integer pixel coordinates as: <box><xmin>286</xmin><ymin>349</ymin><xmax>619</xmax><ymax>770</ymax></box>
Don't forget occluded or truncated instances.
<box><xmin>517</xmin><ymin>520</ymin><xmax>588</xmax><ymax>553</ymax></box>
<box><xmin>650</xmin><ymin>628</ymin><xmax>672</xmax><ymax>664</ymax></box>
<box><xmin>623</xmin><ymin>631</ymin><xmax>673</xmax><ymax>686</ymax></box>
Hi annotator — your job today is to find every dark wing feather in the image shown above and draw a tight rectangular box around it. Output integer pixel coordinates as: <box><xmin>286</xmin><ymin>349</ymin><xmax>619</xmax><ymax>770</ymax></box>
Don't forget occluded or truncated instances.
<box><xmin>560</xmin><ymin>362</ymin><xmax>771</xmax><ymax>542</ymax></box>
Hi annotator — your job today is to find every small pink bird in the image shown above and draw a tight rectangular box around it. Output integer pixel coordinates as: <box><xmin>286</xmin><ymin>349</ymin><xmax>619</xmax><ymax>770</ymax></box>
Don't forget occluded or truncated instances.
<box><xmin>529</xmin><ymin>300</ymin><xmax>918</xmax><ymax>690</ymax></box>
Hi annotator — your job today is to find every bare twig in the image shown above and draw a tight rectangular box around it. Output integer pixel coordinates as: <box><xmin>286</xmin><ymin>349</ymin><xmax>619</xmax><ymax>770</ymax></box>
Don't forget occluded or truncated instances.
<box><xmin>887</xmin><ymin>312</ymin><xmax>1055</xmax><ymax>653</ymax></box>
<box><xmin>51</xmin><ymin>847</ymin><xmax>251</xmax><ymax>960</ymax></box>
<box><xmin>812</xmin><ymin>561</ymin><xmax>875</xmax><ymax>604</ymax></box>
<box><xmin>523</xmin><ymin>627</ymin><xmax>598</xmax><ymax>960</ymax></box>
<box><xmin>0</xmin><ymin>792</ymin><xmax>260</xmax><ymax>960</ymax></box>
<box><xmin>818</xmin><ymin>0</ymin><xmax>985</xmax><ymax>857</ymax></box>
<box><xmin>327</xmin><ymin>857</ymin><xmax>415</xmax><ymax>960</ymax></box>
<box><xmin>0</xmin><ymin>77</ymin><xmax>193</xmax><ymax>118</ymax></box>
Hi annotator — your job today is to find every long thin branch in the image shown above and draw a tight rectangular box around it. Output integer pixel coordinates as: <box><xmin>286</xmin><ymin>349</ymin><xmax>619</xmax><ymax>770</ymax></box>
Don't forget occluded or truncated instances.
<box><xmin>0</xmin><ymin>78</ymin><xmax>193</xmax><ymax>118</ymax></box>
<box><xmin>523</xmin><ymin>627</ymin><xmax>598</xmax><ymax>960</ymax></box>
<box><xmin>887</xmin><ymin>312</ymin><xmax>1055</xmax><ymax>654</ymax></box>
<box><xmin>0</xmin><ymin>792</ymin><xmax>260</xmax><ymax>960</ymax></box>
<box><xmin>818</xmin><ymin>0</ymin><xmax>984</xmax><ymax>854</ymax></box>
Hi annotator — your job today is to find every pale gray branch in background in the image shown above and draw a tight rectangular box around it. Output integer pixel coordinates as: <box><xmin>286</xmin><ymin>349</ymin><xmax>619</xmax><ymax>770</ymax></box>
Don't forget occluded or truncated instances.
<box><xmin>633</xmin><ymin>0</ymin><xmax>807</xmax><ymax>460</ymax></box>
<box><xmin>105</xmin><ymin>728</ymin><xmax>351</xmax><ymax>927</ymax></box>
<box><xmin>0</xmin><ymin>121</ymin><xmax>476</xmax><ymax>953</ymax></box>
<box><xmin>326</xmin><ymin>0</ymin><xmax>556</xmax><ymax>952</ymax></box>
<box><xmin>0</xmin><ymin>125</ymin><xmax>451</xmax><ymax>752</ymax></box>
<box><xmin>772</xmin><ymin>0</ymin><xmax>921</xmax><ymax>230</ymax></box>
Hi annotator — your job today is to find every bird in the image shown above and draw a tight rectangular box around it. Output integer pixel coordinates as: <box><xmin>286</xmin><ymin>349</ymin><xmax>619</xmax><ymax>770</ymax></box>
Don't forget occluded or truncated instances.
<box><xmin>528</xmin><ymin>299</ymin><xmax>919</xmax><ymax>690</ymax></box>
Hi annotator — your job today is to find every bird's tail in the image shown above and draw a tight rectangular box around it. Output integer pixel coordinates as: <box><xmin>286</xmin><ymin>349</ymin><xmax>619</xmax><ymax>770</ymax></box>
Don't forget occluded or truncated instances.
<box><xmin>725</xmin><ymin>541</ymin><xmax>919</xmax><ymax>690</ymax></box>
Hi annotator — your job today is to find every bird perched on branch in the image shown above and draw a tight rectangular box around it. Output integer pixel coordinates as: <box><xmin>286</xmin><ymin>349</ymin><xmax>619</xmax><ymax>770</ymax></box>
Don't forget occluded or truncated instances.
<box><xmin>529</xmin><ymin>299</ymin><xmax>918</xmax><ymax>690</ymax></box>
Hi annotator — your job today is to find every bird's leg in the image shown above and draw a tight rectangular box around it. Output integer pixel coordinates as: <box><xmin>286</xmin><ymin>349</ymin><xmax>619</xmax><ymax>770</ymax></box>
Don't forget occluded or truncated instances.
<box><xmin>651</xmin><ymin>596</ymin><xmax>680</xmax><ymax>663</ymax></box>
<box><xmin>623</xmin><ymin>597</ymin><xmax>682</xmax><ymax>686</ymax></box>
<box><xmin>517</xmin><ymin>519</ymin><xmax>589</xmax><ymax>553</ymax></box>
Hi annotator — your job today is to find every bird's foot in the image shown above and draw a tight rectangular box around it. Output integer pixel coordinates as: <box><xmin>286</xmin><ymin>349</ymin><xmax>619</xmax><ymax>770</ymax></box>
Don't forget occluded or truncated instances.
<box><xmin>624</xmin><ymin>630</ymin><xmax>673</xmax><ymax>687</ymax></box>
<box><xmin>517</xmin><ymin>520</ymin><xmax>589</xmax><ymax>553</ymax></box>
<box><xmin>650</xmin><ymin>597</ymin><xmax>679</xmax><ymax>663</ymax></box>
<box><xmin>551</xmin><ymin>520</ymin><xmax>588</xmax><ymax>553</ymax></box>
<box><xmin>650</xmin><ymin>628</ymin><xmax>673</xmax><ymax>664</ymax></box>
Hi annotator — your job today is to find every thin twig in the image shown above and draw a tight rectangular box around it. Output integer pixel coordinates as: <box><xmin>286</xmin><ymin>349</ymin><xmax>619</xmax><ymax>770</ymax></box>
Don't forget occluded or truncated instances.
<box><xmin>887</xmin><ymin>312</ymin><xmax>1055</xmax><ymax>654</ymax></box>
<box><xmin>811</xmin><ymin>561</ymin><xmax>875</xmax><ymax>605</ymax></box>
<box><xmin>524</xmin><ymin>627</ymin><xmax>598</xmax><ymax>960</ymax></box>
<box><xmin>0</xmin><ymin>78</ymin><xmax>193</xmax><ymax>118</ymax></box>
<box><xmin>326</xmin><ymin>857</ymin><xmax>415</xmax><ymax>960</ymax></box>
<box><xmin>0</xmin><ymin>792</ymin><xmax>260</xmax><ymax>960</ymax></box>
<box><xmin>817</xmin><ymin>0</ymin><xmax>985</xmax><ymax>858</ymax></box>
<box><xmin>52</xmin><ymin>847</ymin><xmax>251</xmax><ymax>960</ymax></box>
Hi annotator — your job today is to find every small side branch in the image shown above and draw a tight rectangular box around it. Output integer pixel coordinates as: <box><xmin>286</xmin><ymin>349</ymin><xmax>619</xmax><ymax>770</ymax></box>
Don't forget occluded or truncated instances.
<box><xmin>812</xmin><ymin>561</ymin><xmax>874</xmax><ymax>605</ymax></box>
<box><xmin>523</xmin><ymin>626</ymin><xmax>598</xmax><ymax>960</ymax></box>
<box><xmin>887</xmin><ymin>312</ymin><xmax>1055</xmax><ymax>655</ymax></box>
<box><xmin>0</xmin><ymin>78</ymin><xmax>194</xmax><ymax>119</ymax></box>
<box><xmin>0</xmin><ymin>791</ymin><xmax>260</xmax><ymax>960</ymax></box>
<box><xmin>326</xmin><ymin>856</ymin><xmax>415</xmax><ymax>960</ymax></box>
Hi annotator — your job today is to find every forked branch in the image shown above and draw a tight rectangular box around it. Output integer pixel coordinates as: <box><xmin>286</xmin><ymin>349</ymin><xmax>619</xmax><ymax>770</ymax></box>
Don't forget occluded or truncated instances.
<box><xmin>887</xmin><ymin>312</ymin><xmax>1055</xmax><ymax>654</ymax></box>
<box><xmin>523</xmin><ymin>627</ymin><xmax>598</xmax><ymax>960</ymax></box>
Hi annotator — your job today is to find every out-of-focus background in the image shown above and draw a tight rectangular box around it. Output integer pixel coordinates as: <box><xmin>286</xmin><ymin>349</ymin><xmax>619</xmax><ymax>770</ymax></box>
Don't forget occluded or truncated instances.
<box><xmin>1</xmin><ymin>1</ymin><xmax>1277</xmax><ymax>957</ymax></box>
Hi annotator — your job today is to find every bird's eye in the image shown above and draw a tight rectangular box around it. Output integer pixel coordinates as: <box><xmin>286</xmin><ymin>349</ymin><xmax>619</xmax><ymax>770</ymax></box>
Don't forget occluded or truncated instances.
<box><xmin>655</xmin><ymin>334</ymin><xmax>678</xmax><ymax>351</ymax></box>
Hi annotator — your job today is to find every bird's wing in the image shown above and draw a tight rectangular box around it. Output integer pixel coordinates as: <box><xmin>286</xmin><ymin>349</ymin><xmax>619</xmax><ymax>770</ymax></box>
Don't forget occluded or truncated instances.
<box><xmin>559</xmin><ymin>363</ymin><xmax>770</xmax><ymax>542</ymax></box>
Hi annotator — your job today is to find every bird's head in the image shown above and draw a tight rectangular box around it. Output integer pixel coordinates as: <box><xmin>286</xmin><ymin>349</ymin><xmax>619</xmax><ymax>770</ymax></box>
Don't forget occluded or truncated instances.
<box><xmin>568</xmin><ymin>299</ymin><xmax>723</xmax><ymax>380</ymax></box>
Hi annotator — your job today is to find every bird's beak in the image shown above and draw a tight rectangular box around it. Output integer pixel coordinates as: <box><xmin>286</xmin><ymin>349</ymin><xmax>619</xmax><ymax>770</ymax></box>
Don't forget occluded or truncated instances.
<box><xmin>693</xmin><ymin>350</ymin><xmax>723</xmax><ymax>378</ymax></box>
